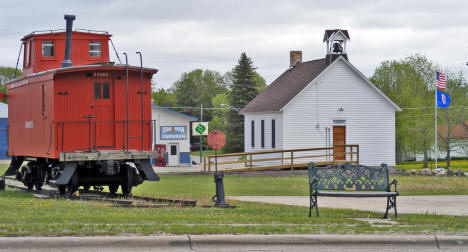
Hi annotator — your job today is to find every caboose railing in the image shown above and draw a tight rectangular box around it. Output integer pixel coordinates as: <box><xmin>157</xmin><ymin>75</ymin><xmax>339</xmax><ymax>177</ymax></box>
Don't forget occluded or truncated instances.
<box><xmin>56</xmin><ymin>119</ymin><xmax>156</xmax><ymax>153</ymax></box>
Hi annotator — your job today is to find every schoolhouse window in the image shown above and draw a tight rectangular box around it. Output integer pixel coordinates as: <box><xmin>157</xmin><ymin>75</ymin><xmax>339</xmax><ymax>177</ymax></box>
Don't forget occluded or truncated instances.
<box><xmin>42</xmin><ymin>41</ymin><xmax>54</xmax><ymax>57</ymax></box>
<box><xmin>89</xmin><ymin>41</ymin><xmax>101</xmax><ymax>57</ymax></box>
<box><xmin>102</xmin><ymin>82</ymin><xmax>110</xmax><ymax>99</ymax></box>
<box><xmin>251</xmin><ymin>120</ymin><xmax>255</xmax><ymax>147</ymax></box>
<box><xmin>94</xmin><ymin>82</ymin><xmax>101</xmax><ymax>99</ymax></box>
<box><xmin>261</xmin><ymin>120</ymin><xmax>265</xmax><ymax>148</ymax></box>
<box><xmin>271</xmin><ymin>119</ymin><xmax>276</xmax><ymax>148</ymax></box>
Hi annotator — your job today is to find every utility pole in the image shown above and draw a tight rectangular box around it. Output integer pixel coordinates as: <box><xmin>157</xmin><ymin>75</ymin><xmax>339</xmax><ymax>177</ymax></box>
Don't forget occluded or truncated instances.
<box><xmin>200</xmin><ymin>103</ymin><xmax>203</xmax><ymax>163</ymax></box>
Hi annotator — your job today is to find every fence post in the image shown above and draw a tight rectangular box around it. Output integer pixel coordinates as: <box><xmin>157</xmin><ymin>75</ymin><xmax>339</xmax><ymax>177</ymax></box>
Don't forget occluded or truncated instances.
<box><xmin>208</xmin><ymin>156</ymin><xmax>211</xmax><ymax>172</ymax></box>
<box><xmin>244</xmin><ymin>153</ymin><xmax>247</xmax><ymax>169</ymax></box>
<box><xmin>333</xmin><ymin>145</ymin><xmax>335</xmax><ymax>163</ymax></box>
<box><xmin>249</xmin><ymin>153</ymin><xmax>253</xmax><ymax>170</ymax></box>
<box><xmin>290</xmin><ymin>151</ymin><xmax>294</xmax><ymax>170</ymax></box>
<box><xmin>357</xmin><ymin>145</ymin><xmax>360</xmax><ymax>165</ymax></box>
<box><xmin>281</xmin><ymin>152</ymin><xmax>284</xmax><ymax>165</ymax></box>
<box><xmin>203</xmin><ymin>156</ymin><xmax>206</xmax><ymax>172</ymax></box>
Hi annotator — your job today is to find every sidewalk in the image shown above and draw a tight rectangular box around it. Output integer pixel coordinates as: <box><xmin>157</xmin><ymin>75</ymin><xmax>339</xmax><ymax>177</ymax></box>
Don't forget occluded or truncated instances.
<box><xmin>228</xmin><ymin>195</ymin><xmax>468</xmax><ymax>216</ymax></box>
<box><xmin>154</xmin><ymin>155</ymin><xmax>242</xmax><ymax>173</ymax></box>
<box><xmin>153</xmin><ymin>155</ymin><xmax>204</xmax><ymax>173</ymax></box>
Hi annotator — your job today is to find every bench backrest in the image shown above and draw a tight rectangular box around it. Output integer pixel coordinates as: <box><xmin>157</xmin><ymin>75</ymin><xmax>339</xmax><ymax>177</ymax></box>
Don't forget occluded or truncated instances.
<box><xmin>308</xmin><ymin>162</ymin><xmax>390</xmax><ymax>191</ymax></box>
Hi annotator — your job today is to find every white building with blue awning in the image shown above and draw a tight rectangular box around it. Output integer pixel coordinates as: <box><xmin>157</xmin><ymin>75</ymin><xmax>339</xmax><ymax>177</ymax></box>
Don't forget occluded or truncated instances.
<box><xmin>152</xmin><ymin>105</ymin><xmax>198</xmax><ymax>166</ymax></box>
<box><xmin>0</xmin><ymin>102</ymin><xmax>8</xmax><ymax>159</ymax></box>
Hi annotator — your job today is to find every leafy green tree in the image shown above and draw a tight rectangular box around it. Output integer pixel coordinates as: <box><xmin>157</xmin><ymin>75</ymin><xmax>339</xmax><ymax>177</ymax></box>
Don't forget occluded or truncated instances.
<box><xmin>226</xmin><ymin>53</ymin><xmax>260</xmax><ymax>152</ymax></box>
<box><xmin>210</xmin><ymin>93</ymin><xmax>229</xmax><ymax>132</ymax></box>
<box><xmin>437</xmin><ymin>72</ymin><xmax>468</xmax><ymax>170</ymax></box>
<box><xmin>0</xmin><ymin>66</ymin><xmax>22</xmax><ymax>102</ymax></box>
<box><xmin>0</xmin><ymin>67</ymin><xmax>22</xmax><ymax>84</ymax></box>
<box><xmin>371</xmin><ymin>55</ymin><xmax>436</xmax><ymax>166</ymax></box>
<box><xmin>151</xmin><ymin>88</ymin><xmax>176</xmax><ymax>107</ymax></box>
<box><xmin>171</xmin><ymin>69</ymin><xmax>227</xmax><ymax>121</ymax></box>
<box><xmin>253</xmin><ymin>71</ymin><xmax>267</xmax><ymax>92</ymax></box>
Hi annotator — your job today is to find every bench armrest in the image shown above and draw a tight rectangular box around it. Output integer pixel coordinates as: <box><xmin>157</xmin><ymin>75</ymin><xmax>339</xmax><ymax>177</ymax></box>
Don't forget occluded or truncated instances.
<box><xmin>389</xmin><ymin>179</ymin><xmax>398</xmax><ymax>193</ymax></box>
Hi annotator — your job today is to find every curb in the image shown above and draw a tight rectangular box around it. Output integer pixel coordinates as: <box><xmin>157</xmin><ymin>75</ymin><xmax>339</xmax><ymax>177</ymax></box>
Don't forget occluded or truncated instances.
<box><xmin>0</xmin><ymin>234</ymin><xmax>467</xmax><ymax>250</ymax></box>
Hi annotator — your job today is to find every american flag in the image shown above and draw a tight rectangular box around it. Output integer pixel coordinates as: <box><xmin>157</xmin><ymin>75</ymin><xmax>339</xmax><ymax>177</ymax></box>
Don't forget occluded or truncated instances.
<box><xmin>436</xmin><ymin>71</ymin><xmax>446</xmax><ymax>89</ymax></box>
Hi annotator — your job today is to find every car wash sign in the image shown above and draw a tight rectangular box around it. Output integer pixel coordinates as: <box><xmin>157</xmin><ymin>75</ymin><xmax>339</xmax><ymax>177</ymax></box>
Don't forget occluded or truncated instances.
<box><xmin>160</xmin><ymin>126</ymin><xmax>187</xmax><ymax>140</ymax></box>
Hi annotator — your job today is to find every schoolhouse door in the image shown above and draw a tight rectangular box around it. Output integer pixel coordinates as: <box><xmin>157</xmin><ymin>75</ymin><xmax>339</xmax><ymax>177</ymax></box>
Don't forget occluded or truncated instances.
<box><xmin>333</xmin><ymin>125</ymin><xmax>346</xmax><ymax>160</ymax></box>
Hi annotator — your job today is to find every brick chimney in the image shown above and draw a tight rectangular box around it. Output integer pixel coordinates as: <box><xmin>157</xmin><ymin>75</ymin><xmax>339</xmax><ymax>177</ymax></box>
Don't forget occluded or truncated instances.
<box><xmin>290</xmin><ymin>51</ymin><xmax>302</xmax><ymax>67</ymax></box>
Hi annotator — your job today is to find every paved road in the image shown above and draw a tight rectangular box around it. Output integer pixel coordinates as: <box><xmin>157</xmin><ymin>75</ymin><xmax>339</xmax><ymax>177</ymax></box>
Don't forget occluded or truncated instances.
<box><xmin>0</xmin><ymin>234</ymin><xmax>467</xmax><ymax>251</ymax></box>
<box><xmin>228</xmin><ymin>195</ymin><xmax>468</xmax><ymax>216</ymax></box>
<box><xmin>154</xmin><ymin>155</ymin><xmax>241</xmax><ymax>173</ymax></box>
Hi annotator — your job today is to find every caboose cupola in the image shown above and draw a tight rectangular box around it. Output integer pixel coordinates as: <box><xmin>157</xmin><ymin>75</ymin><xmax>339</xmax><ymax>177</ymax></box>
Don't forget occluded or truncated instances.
<box><xmin>21</xmin><ymin>16</ymin><xmax>111</xmax><ymax>75</ymax></box>
<box><xmin>323</xmin><ymin>29</ymin><xmax>350</xmax><ymax>64</ymax></box>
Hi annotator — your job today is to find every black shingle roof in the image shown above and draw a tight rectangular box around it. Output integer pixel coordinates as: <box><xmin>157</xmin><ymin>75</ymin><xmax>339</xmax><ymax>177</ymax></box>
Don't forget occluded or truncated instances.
<box><xmin>241</xmin><ymin>58</ymin><xmax>328</xmax><ymax>113</ymax></box>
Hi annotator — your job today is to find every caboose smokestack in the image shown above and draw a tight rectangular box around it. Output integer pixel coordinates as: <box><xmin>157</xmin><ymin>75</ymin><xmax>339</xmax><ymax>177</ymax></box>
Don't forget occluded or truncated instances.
<box><xmin>61</xmin><ymin>14</ymin><xmax>76</xmax><ymax>68</ymax></box>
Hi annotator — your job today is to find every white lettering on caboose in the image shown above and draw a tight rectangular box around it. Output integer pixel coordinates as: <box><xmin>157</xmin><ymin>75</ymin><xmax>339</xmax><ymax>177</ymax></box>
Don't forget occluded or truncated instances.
<box><xmin>93</xmin><ymin>72</ymin><xmax>109</xmax><ymax>78</ymax></box>
<box><xmin>25</xmin><ymin>121</ymin><xmax>33</xmax><ymax>129</ymax></box>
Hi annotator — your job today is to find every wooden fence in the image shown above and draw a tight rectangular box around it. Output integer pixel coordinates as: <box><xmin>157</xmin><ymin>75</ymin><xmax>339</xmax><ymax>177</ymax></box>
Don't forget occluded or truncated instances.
<box><xmin>203</xmin><ymin>145</ymin><xmax>359</xmax><ymax>172</ymax></box>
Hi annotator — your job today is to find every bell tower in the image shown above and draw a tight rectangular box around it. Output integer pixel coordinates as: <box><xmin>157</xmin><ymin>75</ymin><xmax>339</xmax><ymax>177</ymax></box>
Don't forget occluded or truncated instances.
<box><xmin>324</xmin><ymin>29</ymin><xmax>350</xmax><ymax>64</ymax></box>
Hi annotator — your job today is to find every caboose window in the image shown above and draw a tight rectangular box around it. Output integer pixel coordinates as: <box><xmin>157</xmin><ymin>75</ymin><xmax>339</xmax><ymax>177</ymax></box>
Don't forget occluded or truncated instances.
<box><xmin>24</xmin><ymin>41</ymin><xmax>30</xmax><ymax>67</ymax></box>
<box><xmin>42</xmin><ymin>41</ymin><xmax>54</xmax><ymax>57</ymax></box>
<box><xmin>42</xmin><ymin>85</ymin><xmax>46</xmax><ymax>117</ymax></box>
<box><xmin>102</xmin><ymin>82</ymin><xmax>110</xmax><ymax>99</ymax></box>
<box><xmin>89</xmin><ymin>41</ymin><xmax>101</xmax><ymax>57</ymax></box>
<box><xmin>94</xmin><ymin>82</ymin><xmax>101</xmax><ymax>99</ymax></box>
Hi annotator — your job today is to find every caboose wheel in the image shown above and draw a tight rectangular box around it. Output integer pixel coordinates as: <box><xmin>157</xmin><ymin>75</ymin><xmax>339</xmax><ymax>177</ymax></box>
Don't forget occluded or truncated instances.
<box><xmin>20</xmin><ymin>166</ymin><xmax>34</xmax><ymax>190</ymax></box>
<box><xmin>121</xmin><ymin>165</ymin><xmax>133</xmax><ymax>196</ymax></box>
<box><xmin>67</xmin><ymin>172</ymin><xmax>79</xmax><ymax>195</ymax></box>
<box><xmin>34</xmin><ymin>164</ymin><xmax>44</xmax><ymax>191</ymax></box>
<box><xmin>109</xmin><ymin>184</ymin><xmax>118</xmax><ymax>194</ymax></box>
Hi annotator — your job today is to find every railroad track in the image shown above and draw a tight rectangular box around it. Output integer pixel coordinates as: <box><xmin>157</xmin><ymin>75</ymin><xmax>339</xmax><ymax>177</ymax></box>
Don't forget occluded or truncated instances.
<box><xmin>2</xmin><ymin>176</ymin><xmax>197</xmax><ymax>208</ymax></box>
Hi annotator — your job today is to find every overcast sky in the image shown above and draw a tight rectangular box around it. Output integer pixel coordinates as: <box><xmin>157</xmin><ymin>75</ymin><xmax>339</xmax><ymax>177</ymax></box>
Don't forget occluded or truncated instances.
<box><xmin>0</xmin><ymin>0</ymin><xmax>467</xmax><ymax>89</ymax></box>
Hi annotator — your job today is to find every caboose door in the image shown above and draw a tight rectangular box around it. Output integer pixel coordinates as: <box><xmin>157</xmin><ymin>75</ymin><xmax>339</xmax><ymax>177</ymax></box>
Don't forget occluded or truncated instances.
<box><xmin>91</xmin><ymin>78</ymin><xmax>115</xmax><ymax>148</ymax></box>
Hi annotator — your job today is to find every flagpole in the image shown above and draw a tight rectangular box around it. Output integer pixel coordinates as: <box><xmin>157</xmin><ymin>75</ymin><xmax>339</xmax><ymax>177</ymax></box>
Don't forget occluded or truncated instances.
<box><xmin>434</xmin><ymin>76</ymin><xmax>438</xmax><ymax>170</ymax></box>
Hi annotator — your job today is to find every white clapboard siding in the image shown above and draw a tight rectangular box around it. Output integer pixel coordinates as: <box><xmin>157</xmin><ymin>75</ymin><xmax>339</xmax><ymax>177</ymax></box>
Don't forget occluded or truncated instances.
<box><xmin>282</xmin><ymin>59</ymin><xmax>396</xmax><ymax>166</ymax></box>
<box><xmin>152</xmin><ymin>108</ymin><xmax>192</xmax><ymax>153</ymax></box>
<box><xmin>244</xmin><ymin>113</ymin><xmax>283</xmax><ymax>166</ymax></box>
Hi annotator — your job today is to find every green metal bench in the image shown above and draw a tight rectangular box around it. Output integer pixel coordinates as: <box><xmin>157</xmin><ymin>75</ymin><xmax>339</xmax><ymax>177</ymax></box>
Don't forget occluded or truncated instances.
<box><xmin>308</xmin><ymin>162</ymin><xmax>398</xmax><ymax>219</ymax></box>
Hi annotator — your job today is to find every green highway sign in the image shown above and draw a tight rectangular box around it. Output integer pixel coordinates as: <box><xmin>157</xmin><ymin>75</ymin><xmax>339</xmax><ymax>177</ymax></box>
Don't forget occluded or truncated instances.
<box><xmin>192</xmin><ymin>122</ymin><xmax>208</xmax><ymax>136</ymax></box>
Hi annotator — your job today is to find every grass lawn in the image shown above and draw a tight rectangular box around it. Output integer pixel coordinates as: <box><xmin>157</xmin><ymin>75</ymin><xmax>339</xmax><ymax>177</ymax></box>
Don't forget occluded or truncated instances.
<box><xmin>2</xmin><ymin>163</ymin><xmax>468</xmax><ymax>236</ymax></box>
<box><xmin>1</xmin><ymin>189</ymin><xmax>468</xmax><ymax>236</ymax></box>
<box><xmin>396</xmin><ymin>159</ymin><xmax>468</xmax><ymax>172</ymax></box>
<box><xmin>190</xmin><ymin>149</ymin><xmax>225</xmax><ymax>157</ymax></box>
<box><xmin>133</xmin><ymin>174</ymin><xmax>468</xmax><ymax>200</ymax></box>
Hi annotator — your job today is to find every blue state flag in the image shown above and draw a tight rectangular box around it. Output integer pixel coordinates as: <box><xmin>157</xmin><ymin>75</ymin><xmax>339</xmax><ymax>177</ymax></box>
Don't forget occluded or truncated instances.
<box><xmin>437</xmin><ymin>90</ymin><xmax>451</xmax><ymax>108</ymax></box>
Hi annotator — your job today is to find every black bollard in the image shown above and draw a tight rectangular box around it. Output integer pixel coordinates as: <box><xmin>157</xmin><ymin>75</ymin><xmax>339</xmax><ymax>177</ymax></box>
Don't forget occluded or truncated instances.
<box><xmin>212</xmin><ymin>171</ymin><xmax>230</xmax><ymax>207</ymax></box>
<box><xmin>211</xmin><ymin>148</ymin><xmax>233</xmax><ymax>208</ymax></box>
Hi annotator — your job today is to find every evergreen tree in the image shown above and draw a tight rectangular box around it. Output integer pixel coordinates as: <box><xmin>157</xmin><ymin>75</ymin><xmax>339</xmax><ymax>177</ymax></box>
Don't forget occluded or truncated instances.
<box><xmin>226</xmin><ymin>53</ymin><xmax>259</xmax><ymax>152</ymax></box>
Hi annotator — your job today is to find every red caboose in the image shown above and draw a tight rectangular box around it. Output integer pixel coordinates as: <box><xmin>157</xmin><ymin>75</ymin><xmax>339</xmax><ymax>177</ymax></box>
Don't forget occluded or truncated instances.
<box><xmin>4</xmin><ymin>15</ymin><xmax>159</xmax><ymax>195</ymax></box>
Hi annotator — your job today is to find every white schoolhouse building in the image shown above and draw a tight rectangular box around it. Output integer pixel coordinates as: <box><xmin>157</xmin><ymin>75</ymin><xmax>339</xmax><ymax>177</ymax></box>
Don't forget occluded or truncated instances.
<box><xmin>240</xmin><ymin>29</ymin><xmax>401</xmax><ymax>166</ymax></box>
<box><xmin>152</xmin><ymin>105</ymin><xmax>197</xmax><ymax>166</ymax></box>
